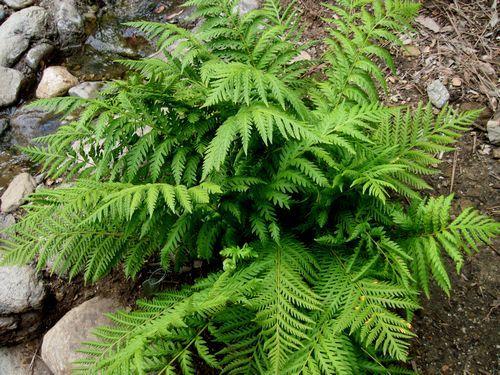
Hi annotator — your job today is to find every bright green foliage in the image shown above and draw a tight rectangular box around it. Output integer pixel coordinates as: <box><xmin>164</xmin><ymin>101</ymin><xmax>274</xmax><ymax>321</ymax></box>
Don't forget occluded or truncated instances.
<box><xmin>1</xmin><ymin>0</ymin><xmax>498</xmax><ymax>374</ymax></box>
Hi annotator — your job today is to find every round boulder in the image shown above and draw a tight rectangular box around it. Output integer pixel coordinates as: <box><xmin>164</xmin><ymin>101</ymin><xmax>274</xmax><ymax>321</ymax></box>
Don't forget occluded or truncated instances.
<box><xmin>0</xmin><ymin>6</ymin><xmax>54</xmax><ymax>68</ymax></box>
<box><xmin>41</xmin><ymin>297</ymin><xmax>123</xmax><ymax>375</ymax></box>
<box><xmin>36</xmin><ymin>66</ymin><xmax>78</xmax><ymax>98</ymax></box>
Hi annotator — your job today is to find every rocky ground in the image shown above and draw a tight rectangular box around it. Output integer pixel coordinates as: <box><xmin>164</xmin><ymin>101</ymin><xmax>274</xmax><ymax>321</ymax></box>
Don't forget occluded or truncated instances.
<box><xmin>0</xmin><ymin>0</ymin><xmax>498</xmax><ymax>374</ymax></box>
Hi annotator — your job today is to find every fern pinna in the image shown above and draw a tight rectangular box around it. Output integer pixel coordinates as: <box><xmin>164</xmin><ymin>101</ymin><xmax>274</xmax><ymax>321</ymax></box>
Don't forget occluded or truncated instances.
<box><xmin>1</xmin><ymin>0</ymin><xmax>498</xmax><ymax>374</ymax></box>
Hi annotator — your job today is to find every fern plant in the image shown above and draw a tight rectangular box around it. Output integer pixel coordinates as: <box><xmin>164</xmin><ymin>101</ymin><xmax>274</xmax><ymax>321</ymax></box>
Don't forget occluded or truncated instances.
<box><xmin>1</xmin><ymin>0</ymin><xmax>498</xmax><ymax>374</ymax></box>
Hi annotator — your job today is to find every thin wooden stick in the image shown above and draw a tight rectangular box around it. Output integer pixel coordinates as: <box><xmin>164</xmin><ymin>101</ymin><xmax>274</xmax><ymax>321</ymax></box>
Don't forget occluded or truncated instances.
<box><xmin>450</xmin><ymin>150</ymin><xmax>458</xmax><ymax>194</ymax></box>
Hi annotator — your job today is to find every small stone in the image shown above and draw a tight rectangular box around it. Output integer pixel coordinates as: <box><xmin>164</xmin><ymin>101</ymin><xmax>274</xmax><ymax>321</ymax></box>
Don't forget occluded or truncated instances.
<box><xmin>0</xmin><ymin>172</ymin><xmax>36</xmax><ymax>213</ymax></box>
<box><xmin>36</xmin><ymin>66</ymin><xmax>78</xmax><ymax>99</ymax></box>
<box><xmin>403</xmin><ymin>45</ymin><xmax>420</xmax><ymax>57</ymax></box>
<box><xmin>480</xmin><ymin>144</ymin><xmax>491</xmax><ymax>155</ymax></box>
<box><xmin>415</xmin><ymin>15</ymin><xmax>441</xmax><ymax>33</ymax></box>
<box><xmin>25</xmin><ymin>43</ymin><xmax>54</xmax><ymax>70</ymax></box>
<box><xmin>493</xmin><ymin>148</ymin><xmax>500</xmax><ymax>159</ymax></box>
<box><xmin>0</xmin><ymin>344</ymin><xmax>52</xmax><ymax>375</ymax></box>
<box><xmin>68</xmin><ymin>81</ymin><xmax>103</xmax><ymax>99</ymax></box>
<box><xmin>291</xmin><ymin>50</ymin><xmax>312</xmax><ymax>63</ymax></box>
<box><xmin>0</xmin><ymin>66</ymin><xmax>23</xmax><ymax>107</ymax></box>
<box><xmin>41</xmin><ymin>297</ymin><xmax>123</xmax><ymax>375</ymax></box>
<box><xmin>478</xmin><ymin>61</ymin><xmax>495</xmax><ymax>77</ymax></box>
<box><xmin>487</xmin><ymin>117</ymin><xmax>500</xmax><ymax>145</ymax></box>
<box><xmin>451</xmin><ymin>77</ymin><xmax>462</xmax><ymax>87</ymax></box>
<box><xmin>427</xmin><ymin>79</ymin><xmax>450</xmax><ymax>108</ymax></box>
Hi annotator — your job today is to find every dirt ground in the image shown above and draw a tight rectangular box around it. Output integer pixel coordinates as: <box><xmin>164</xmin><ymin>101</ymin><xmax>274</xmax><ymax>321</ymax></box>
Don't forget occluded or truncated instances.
<box><xmin>292</xmin><ymin>0</ymin><xmax>500</xmax><ymax>373</ymax></box>
<box><xmin>15</xmin><ymin>0</ymin><xmax>499</xmax><ymax>373</ymax></box>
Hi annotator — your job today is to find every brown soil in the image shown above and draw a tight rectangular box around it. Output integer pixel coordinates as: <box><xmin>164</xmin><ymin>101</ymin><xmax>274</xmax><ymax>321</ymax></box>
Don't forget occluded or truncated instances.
<box><xmin>294</xmin><ymin>0</ymin><xmax>500</xmax><ymax>373</ymax></box>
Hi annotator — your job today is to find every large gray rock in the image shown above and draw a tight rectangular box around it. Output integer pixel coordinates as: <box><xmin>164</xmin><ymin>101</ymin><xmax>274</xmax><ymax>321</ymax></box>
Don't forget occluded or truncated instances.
<box><xmin>427</xmin><ymin>79</ymin><xmax>450</xmax><ymax>109</ymax></box>
<box><xmin>1</xmin><ymin>0</ymin><xmax>34</xmax><ymax>10</ymax></box>
<box><xmin>10</xmin><ymin>107</ymin><xmax>63</xmax><ymax>146</ymax></box>
<box><xmin>0</xmin><ymin>265</ymin><xmax>46</xmax><ymax>345</ymax></box>
<box><xmin>0</xmin><ymin>344</ymin><xmax>52</xmax><ymax>375</ymax></box>
<box><xmin>68</xmin><ymin>81</ymin><xmax>102</xmax><ymax>99</ymax></box>
<box><xmin>0</xmin><ymin>265</ymin><xmax>44</xmax><ymax>314</ymax></box>
<box><xmin>36</xmin><ymin>66</ymin><xmax>79</xmax><ymax>98</ymax></box>
<box><xmin>0</xmin><ymin>172</ymin><xmax>36</xmax><ymax>213</ymax></box>
<box><xmin>0</xmin><ymin>6</ymin><xmax>54</xmax><ymax>67</ymax></box>
<box><xmin>48</xmin><ymin>0</ymin><xmax>85</xmax><ymax>48</ymax></box>
<box><xmin>41</xmin><ymin>297</ymin><xmax>123</xmax><ymax>375</ymax></box>
<box><xmin>0</xmin><ymin>66</ymin><xmax>23</xmax><ymax>107</ymax></box>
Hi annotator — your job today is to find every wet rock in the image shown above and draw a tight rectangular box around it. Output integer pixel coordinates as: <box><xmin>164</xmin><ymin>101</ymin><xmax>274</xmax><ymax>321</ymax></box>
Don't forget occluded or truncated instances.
<box><xmin>46</xmin><ymin>0</ymin><xmax>85</xmax><ymax>49</ymax></box>
<box><xmin>0</xmin><ymin>6</ymin><xmax>54</xmax><ymax>68</ymax></box>
<box><xmin>0</xmin><ymin>172</ymin><xmax>36</xmax><ymax>213</ymax></box>
<box><xmin>25</xmin><ymin>43</ymin><xmax>55</xmax><ymax>70</ymax></box>
<box><xmin>486</xmin><ymin>116</ymin><xmax>500</xmax><ymax>145</ymax></box>
<box><xmin>0</xmin><ymin>344</ymin><xmax>52</xmax><ymax>375</ymax></box>
<box><xmin>0</xmin><ymin>67</ymin><xmax>23</xmax><ymax>107</ymax></box>
<box><xmin>36</xmin><ymin>66</ymin><xmax>78</xmax><ymax>98</ymax></box>
<box><xmin>68</xmin><ymin>81</ymin><xmax>102</xmax><ymax>99</ymax></box>
<box><xmin>427</xmin><ymin>80</ymin><xmax>450</xmax><ymax>108</ymax></box>
<box><xmin>1</xmin><ymin>0</ymin><xmax>34</xmax><ymax>10</ymax></box>
<box><xmin>41</xmin><ymin>297</ymin><xmax>123</xmax><ymax>375</ymax></box>
<box><xmin>107</xmin><ymin>0</ymin><xmax>158</xmax><ymax>20</ymax></box>
<box><xmin>10</xmin><ymin>107</ymin><xmax>63</xmax><ymax>145</ymax></box>
<box><xmin>0</xmin><ymin>117</ymin><xmax>9</xmax><ymax>136</ymax></box>
<box><xmin>86</xmin><ymin>20</ymin><xmax>149</xmax><ymax>58</ymax></box>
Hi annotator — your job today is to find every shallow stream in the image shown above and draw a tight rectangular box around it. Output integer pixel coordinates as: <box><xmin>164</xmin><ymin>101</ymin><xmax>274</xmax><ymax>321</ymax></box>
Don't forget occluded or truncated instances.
<box><xmin>0</xmin><ymin>0</ymin><xmax>184</xmax><ymax>190</ymax></box>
